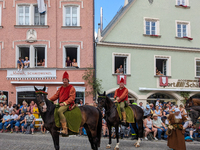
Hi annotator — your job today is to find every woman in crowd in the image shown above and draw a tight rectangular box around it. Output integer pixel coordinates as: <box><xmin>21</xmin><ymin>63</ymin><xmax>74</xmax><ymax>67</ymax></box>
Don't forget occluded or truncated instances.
<box><xmin>72</xmin><ymin>59</ymin><xmax>78</xmax><ymax>67</ymax></box>
<box><xmin>144</xmin><ymin>114</ymin><xmax>158</xmax><ymax>140</ymax></box>
<box><xmin>167</xmin><ymin>108</ymin><xmax>187</xmax><ymax>150</ymax></box>
<box><xmin>3</xmin><ymin>104</ymin><xmax>8</xmax><ymax>114</ymax></box>
<box><xmin>32</xmin><ymin>103</ymin><xmax>39</xmax><ymax>128</ymax></box>
<box><xmin>0</xmin><ymin>110</ymin><xmax>11</xmax><ymax>133</ymax></box>
<box><xmin>7</xmin><ymin>101</ymin><xmax>13</xmax><ymax>115</ymax></box>
<box><xmin>13</xmin><ymin>104</ymin><xmax>20</xmax><ymax>115</ymax></box>
<box><xmin>102</xmin><ymin>116</ymin><xmax>109</xmax><ymax>137</ymax></box>
<box><xmin>15</xmin><ymin>112</ymin><xmax>26</xmax><ymax>133</ymax></box>
<box><xmin>153</xmin><ymin>105</ymin><xmax>162</xmax><ymax>120</ymax></box>
<box><xmin>21</xmin><ymin>101</ymin><xmax>29</xmax><ymax>114</ymax></box>
<box><xmin>6</xmin><ymin>110</ymin><xmax>18</xmax><ymax>133</ymax></box>
<box><xmin>24</xmin><ymin>111</ymin><xmax>36</xmax><ymax>134</ymax></box>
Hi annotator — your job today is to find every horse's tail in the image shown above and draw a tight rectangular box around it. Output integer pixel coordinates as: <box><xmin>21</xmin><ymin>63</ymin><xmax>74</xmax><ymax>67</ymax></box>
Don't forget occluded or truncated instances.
<box><xmin>96</xmin><ymin>108</ymin><xmax>102</xmax><ymax>147</ymax></box>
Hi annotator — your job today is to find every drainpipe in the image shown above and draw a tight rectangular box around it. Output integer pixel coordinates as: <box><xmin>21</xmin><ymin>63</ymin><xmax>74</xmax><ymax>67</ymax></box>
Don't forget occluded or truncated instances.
<box><xmin>93</xmin><ymin>0</ymin><xmax>96</xmax><ymax>101</ymax></box>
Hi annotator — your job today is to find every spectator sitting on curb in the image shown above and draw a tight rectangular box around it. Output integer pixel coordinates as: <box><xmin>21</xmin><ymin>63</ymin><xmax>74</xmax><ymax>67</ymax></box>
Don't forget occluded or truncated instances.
<box><xmin>0</xmin><ymin>110</ymin><xmax>10</xmax><ymax>133</ymax></box>
<box><xmin>24</xmin><ymin>111</ymin><xmax>35</xmax><ymax>135</ymax></box>
<box><xmin>152</xmin><ymin>114</ymin><xmax>168</xmax><ymax>140</ymax></box>
<box><xmin>6</xmin><ymin>110</ymin><xmax>18</xmax><ymax>133</ymax></box>
<box><xmin>144</xmin><ymin>114</ymin><xmax>158</xmax><ymax>141</ymax></box>
<box><xmin>15</xmin><ymin>112</ymin><xmax>26</xmax><ymax>133</ymax></box>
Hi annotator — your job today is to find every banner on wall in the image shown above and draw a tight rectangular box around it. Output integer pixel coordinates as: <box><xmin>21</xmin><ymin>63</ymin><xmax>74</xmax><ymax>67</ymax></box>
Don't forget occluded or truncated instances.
<box><xmin>117</xmin><ymin>75</ymin><xmax>126</xmax><ymax>85</ymax></box>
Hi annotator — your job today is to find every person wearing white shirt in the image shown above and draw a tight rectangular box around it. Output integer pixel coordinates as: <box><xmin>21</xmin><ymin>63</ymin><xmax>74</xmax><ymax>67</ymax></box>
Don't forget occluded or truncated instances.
<box><xmin>138</xmin><ymin>102</ymin><xmax>144</xmax><ymax>110</ymax></box>
<box><xmin>6</xmin><ymin>110</ymin><xmax>18</xmax><ymax>133</ymax></box>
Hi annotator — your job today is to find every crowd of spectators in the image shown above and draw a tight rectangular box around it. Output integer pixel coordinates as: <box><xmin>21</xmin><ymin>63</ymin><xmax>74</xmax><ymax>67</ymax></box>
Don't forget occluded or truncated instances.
<box><xmin>0</xmin><ymin>99</ymin><xmax>44</xmax><ymax>135</ymax></box>
<box><xmin>1</xmin><ymin>96</ymin><xmax>200</xmax><ymax>142</ymax></box>
<box><xmin>139</xmin><ymin>100</ymin><xmax>200</xmax><ymax>141</ymax></box>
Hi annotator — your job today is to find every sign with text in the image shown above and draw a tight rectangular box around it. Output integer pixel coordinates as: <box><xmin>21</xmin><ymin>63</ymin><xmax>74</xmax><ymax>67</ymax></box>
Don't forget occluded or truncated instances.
<box><xmin>158</xmin><ymin>78</ymin><xmax>199</xmax><ymax>88</ymax></box>
<box><xmin>117</xmin><ymin>75</ymin><xmax>127</xmax><ymax>85</ymax></box>
<box><xmin>7</xmin><ymin>69</ymin><xmax>57</xmax><ymax>80</ymax></box>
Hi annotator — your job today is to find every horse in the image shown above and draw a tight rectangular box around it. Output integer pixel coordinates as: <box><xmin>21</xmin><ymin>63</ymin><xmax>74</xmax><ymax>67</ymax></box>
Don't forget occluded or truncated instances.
<box><xmin>34</xmin><ymin>86</ymin><xmax>102</xmax><ymax>150</ymax></box>
<box><xmin>185</xmin><ymin>97</ymin><xmax>200</xmax><ymax>108</ymax></box>
<box><xmin>97</xmin><ymin>92</ymin><xmax>144</xmax><ymax>149</ymax></box>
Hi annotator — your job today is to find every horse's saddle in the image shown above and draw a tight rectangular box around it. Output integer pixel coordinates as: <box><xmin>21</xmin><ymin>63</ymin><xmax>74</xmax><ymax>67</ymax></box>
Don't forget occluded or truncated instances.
<box><xmin>115</xmin><ymin>103</ymin><xmax>135</xmax><ymax>123</ymax></box>
<box><xmin>54</xmin><ymin>106</ymin><xmax>82</xmax><ymax>134</ymax></box>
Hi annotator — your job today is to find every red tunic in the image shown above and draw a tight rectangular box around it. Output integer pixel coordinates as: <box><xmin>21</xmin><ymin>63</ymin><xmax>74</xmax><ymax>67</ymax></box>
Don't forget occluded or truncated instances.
<box><xmin>49</xmin><ymin>84</ymin><xmax>76</xmax><ymax>105</ymax></box>
<box><xmin>114</xmin><ymin>87</ymin><xmax>128</xmax><ymax>102</ymax></box>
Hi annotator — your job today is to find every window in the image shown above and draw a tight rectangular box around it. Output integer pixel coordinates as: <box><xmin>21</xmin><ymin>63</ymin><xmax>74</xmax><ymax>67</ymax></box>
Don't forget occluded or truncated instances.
<box><xmin>17</xmin><ymin>91</ymin><xmax>36</xmax><ymax>105</ymax></box>
<box><xmin>34</xmin><ymin>47</ymin><xmax>45</xmax><ymax>67</ymax></box>
<box><xmin>112</xmin><ymin>53</ymin><xmax>131</xmax><ymax>75</ymax></box>
<box><xmin>16</xmin><ymin>45</ymin><xmax>47</xmax><ymax>68</ymax></box>
<box><xmin>64</xmin><ymin>5</ymin><xmax>80</xmax><ymax>26</ymax></box>
<box><xmin>144</xmin><ymin>18</ymin><xmax>160</xmax><ymax>36</ymax></box>
<box><xmin>155</xmin><ymin>55</ymin><xmax>171</xmax><ymax>76</ymax></box>
<box><xmin>34</xmin><ymin>6</ymin><xmax>45</xmax><ymax>25</ymax></box>
<box><xmin>17</xmin><ymin>4</ymin><xmax>47</xmax><ymax>26</ymax></box>
<box><xmin>19</xmin><ymin>47</ymin><xmax>30</xmax><ymax>61</ymax></box>
<box><xmin>75</xmin><ymin>92</ymin><xmax>84</xmax><ymax>104</ymax></box>
<box><xmin>18</xmin><ymin>5</ymin><xmax>30</xmax><ymax>25</ymax></box>
<box><xmin>177</xmin><ymin>0</ymin><xmax>189</xmax><ymax>6</ymax></box>
<box><xmin>195</xmin><ymin>58</ymin><xmax>200</xmax><ymax>77</ymax></box>
<box><xmin>176</xmin><ymin>21</ymin><xmax>191</xmax><ymax>38</ymax></box>
<box><xmin>63</xmin><ymin>46</ymin><xmax>80</xmax><ymax>68</ymax></box>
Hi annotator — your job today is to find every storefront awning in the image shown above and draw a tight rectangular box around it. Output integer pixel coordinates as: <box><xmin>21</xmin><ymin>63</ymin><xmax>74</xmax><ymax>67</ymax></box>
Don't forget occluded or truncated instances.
<box><xmin>11</xmin><ymin>82</ymin><xmax>85</xmax><ymax>85</ymax></box>
<box><xmin>139</xmin><ymin>87</ymin><xmax>200</xmax><ymax>92</ymax></box>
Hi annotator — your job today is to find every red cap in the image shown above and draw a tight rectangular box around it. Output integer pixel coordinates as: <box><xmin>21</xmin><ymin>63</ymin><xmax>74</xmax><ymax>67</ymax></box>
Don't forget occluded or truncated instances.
<box><xmin>62</xmin><ymin>71</ymin><xmax>69</xmax><ymax>80</ymax></box>
<box><xmin>120</xmin><ymin>78</ymin><xmax>124</xmax><ymax>83</ymax></box>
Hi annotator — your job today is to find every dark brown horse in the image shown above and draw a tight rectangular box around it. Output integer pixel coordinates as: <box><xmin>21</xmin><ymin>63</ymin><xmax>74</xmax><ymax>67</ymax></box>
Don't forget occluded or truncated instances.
<box><xmin>186</xmin><ymin>97</ymin><xmax>200</xmax><ymax>108</ymax></box>
<box><xmin>97</xmin><ymin>92</ymin><xmax>144</xmax><ymax>149</ymax></box>
<box><xmin>34</xmin><ymin>86</ymin><xmax>102</xmax><ymax>150</ymax></box>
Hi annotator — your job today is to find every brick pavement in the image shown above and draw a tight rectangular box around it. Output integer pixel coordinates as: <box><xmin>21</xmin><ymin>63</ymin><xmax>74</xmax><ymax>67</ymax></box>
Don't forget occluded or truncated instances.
<box><xmin>0</xmin><ymin>133</ymin><xmax>199</xmax><ymax>150</ymax></box>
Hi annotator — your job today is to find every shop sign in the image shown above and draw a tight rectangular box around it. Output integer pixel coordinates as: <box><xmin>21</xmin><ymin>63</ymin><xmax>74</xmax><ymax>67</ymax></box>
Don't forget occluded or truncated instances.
<box><xmin>117</xmin><ymin>75</ymin><xmax>126</xmax><ymax>85</ymax></box>
<box><xmin>158</xmin><ymin>78</ymin><xmax>199</xmax><ymax>88</ymax></box>
<box><xmin>7</xmin><ymin>69</ymin><xmax>57</xmax><ymax>80</ymax></box>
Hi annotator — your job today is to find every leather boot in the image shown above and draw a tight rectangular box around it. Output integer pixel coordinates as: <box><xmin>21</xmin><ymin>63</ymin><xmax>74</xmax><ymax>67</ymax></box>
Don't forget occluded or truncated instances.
<box><xmin>59</xmin><ymin>121</ymin><xmax>68</xmax><ymax>135</ymax></box>
<box><xmin>122</xmin><ymin>112</ymin><xmax>126</xmax><ymax>123</ymax></box>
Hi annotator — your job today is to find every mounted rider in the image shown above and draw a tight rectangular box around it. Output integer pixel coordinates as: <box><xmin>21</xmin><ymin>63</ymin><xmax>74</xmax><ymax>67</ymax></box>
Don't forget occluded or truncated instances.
<box><xmin>49</xmin><ymin>71</ymin><xmax>76</xmax><ymax>135</ymax></box>
<box><xmin>114</xmin><ymin>78</ymin><xmax>128</xmax><ymax>123</ymax></box>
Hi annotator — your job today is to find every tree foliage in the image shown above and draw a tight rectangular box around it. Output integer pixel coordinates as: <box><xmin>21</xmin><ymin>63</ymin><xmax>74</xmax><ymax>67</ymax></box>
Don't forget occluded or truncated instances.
<box><xmin>82</xmin><ymin>67</ymin><xmax>102</xmax><ymax>97</ymax></box>
<box><xmin>180</xmin><ymin>92</ymin><xmax>190</xmax><ymax>104</ymax></box>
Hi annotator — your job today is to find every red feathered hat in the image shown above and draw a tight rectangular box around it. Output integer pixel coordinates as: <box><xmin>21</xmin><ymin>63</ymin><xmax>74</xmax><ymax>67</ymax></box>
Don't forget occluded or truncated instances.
<box><xmin>120</xmin><ymin>78</ymin><xmax>124</xmax><ymax>83</ymax></box>
<box><xmin>62</xmin><ymin>71</ymin><xmax>69</xmax><ymax>80</ymax></box>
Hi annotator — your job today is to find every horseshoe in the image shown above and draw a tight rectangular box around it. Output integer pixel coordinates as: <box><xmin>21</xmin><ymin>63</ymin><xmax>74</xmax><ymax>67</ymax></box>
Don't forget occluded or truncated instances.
<box><xmin>106</xmin><ymin>146</ymin><xmax>111</xmax><ymax>149</ymax></box>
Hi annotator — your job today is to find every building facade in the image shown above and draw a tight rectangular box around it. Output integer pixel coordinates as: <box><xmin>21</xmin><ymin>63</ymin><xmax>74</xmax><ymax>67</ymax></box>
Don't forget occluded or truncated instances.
<box><xmin>0</xmin><ymin>0</ymin><xmax>94</xmax><ymax>105</ymax></box>
<box><xmin>96</xmin><ymin>0</ymin><xmax>200</xmax><ymax>106</ymax></box>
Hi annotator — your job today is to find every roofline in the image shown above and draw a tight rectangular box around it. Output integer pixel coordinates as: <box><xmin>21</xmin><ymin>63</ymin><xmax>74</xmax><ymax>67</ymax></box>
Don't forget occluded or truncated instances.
<box><xmin>101</xmin><ymin>0</ymin><xmax>137</xmax><ymax>41</ymax></box>
<box><xmin>97</xmin><ymin>41</ymin><xmax>200</xmax><ymax>52</ymax></box>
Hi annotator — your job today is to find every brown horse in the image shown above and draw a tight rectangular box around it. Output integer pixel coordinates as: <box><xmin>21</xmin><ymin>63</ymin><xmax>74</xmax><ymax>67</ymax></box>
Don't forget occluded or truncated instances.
<box><xmin>34</xmin><ymin>86</ymin><xmax>102</xmax><ymax>150</ymax></box>
<box><xmin>186</xmin><ymin>97</ymin><xmax>200</xmax><ymax>107</ymax></box>
<box><xmin>97</xmin><ymin>92</ymin><xmax>144</xmax><ymax>149</ymax></box>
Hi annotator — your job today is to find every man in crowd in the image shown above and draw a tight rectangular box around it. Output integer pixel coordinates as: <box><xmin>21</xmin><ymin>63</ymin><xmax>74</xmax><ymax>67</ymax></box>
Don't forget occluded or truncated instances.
<box><xmin>49</xmin><ymin>71</ymin><xmax>76</xmax><ymax>135</ymax></box>
<box><xmin>152</xmin><ymin>114</ymin><xmax>168</xmax><ymax>140</ymax></box>
<box><xmin>144</xmin><ymin>104</ymin><xmax>151</xmax><ymax>118</ymax></box>
<box><xmin>138</xmin><ymin>102</ymin><xmax>144</xmax><ymax>110</ymax></box>
<box><xmin>114</xmin><ymin>78</ymin><xmax>128</xmax><ymax>123</ymax></box>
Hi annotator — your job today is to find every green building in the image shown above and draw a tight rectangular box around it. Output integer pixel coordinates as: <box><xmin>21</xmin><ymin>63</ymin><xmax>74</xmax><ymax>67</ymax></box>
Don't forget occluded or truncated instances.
<box><xmin>96</xmin><ymin>0</ymin><xmax>200</xmax><ymax>106</ymax></box>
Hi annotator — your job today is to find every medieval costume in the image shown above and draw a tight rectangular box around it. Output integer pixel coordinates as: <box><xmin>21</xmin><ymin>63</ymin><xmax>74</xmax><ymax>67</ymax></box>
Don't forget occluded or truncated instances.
<box><xmin>114</xmin><ymin>78</ymin><xmax>128</xmax><ymax>123</ymax></box>
<box><xmin>167</xmin><ymin>108</ymin><xmax>187</xmax><ymax>150</ymax></box>
<box><xmin>49</xmin><ymin>71</ymin><xmax>76</xmax><ymax>134</ymax></box>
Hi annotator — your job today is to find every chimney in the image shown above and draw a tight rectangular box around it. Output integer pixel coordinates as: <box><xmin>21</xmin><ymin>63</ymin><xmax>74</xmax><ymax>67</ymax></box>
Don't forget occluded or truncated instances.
<box><xmin>100</xmin><ymin>7</ymin><xmax>103</xmax><ymax>32</ymax></box>
<box><xmin>97</xmin><ymin>23</ymin><xmax>102</xmax><ymax>42</ymax></box>
<box><xmin>124</xmin><ymin>0</ymin><xmax>128</xmax><ymax>7</ymax></box>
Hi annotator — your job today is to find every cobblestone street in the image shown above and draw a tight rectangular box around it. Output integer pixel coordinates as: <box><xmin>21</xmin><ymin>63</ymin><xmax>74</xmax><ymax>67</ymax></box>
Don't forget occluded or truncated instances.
<box><xmin>0</xmin><ymin>133</ymin><xmax>200</xmax><ymax>150</ymax></box>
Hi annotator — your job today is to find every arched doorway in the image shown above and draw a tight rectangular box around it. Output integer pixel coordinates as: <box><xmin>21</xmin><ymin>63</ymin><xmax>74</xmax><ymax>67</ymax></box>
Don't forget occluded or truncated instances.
<box><xmin>107</xmin><ymin>92</ymin><xmax>137</xmax><ymax>104</ymax></box>
<box><xmin>147</xmin><ymin>93</ymin><xmax>177</xmax><ymax>106</ymax></box>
